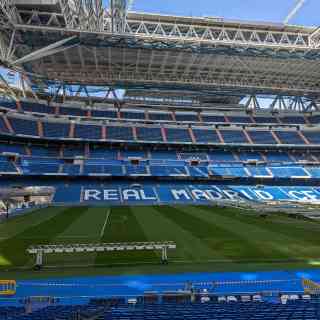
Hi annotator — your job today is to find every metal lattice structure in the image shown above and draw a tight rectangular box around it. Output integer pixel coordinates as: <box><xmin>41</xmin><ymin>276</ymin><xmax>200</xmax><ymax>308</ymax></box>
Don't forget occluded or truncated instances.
<box><xmin>0</xmin><ymin>0</ymin><xmax>320</xmax><ymax>111</ymax></box>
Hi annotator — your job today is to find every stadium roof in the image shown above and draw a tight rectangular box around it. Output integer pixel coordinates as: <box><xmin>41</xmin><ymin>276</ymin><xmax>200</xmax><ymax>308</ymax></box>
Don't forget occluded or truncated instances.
<box><xmin>1</xmin><ymin>0</ymin><xmax>320</xmax><ymax>102</ymax></box>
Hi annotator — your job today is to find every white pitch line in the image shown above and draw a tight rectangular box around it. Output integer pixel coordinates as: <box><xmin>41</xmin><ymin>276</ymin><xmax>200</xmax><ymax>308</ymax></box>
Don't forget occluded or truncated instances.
<box><xmin>100</xmin><ymin>209</ymin><xmax>110</xmax><ymax>238</ymax></box>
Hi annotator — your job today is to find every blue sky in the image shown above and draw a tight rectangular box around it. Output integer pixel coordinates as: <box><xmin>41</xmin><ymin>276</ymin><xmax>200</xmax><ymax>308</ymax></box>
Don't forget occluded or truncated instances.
<box><xmin>128</xmin><ymin>0</ymin><xmax>318</xmax><ymax>27</ymax></box>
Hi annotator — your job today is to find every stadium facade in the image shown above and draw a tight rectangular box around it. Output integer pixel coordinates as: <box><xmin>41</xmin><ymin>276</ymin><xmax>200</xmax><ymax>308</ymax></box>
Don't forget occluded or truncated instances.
<box><xmin>0</xmin><ymin>0</ymin><xmax>320</xmax><ymax>211</ymax></box>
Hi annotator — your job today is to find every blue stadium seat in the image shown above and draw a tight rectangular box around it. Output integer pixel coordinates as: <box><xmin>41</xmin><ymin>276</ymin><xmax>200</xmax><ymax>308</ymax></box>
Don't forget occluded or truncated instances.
<box><xmin>121</xmin><ymin>150</ymin><xmax>147</xmax><ymax>158</ymax></box>
<box><xmin>22</xmin><ymin>101</ymin><xmax>55</xmax><ymax>114</ymax></box>
<box><xmin>107</xmin><ymin>126</ymin><xmax>134</xmax><ymax>141</ymax></box>
<box><xmin>0</xmin><ymin>116</ymin><xmax>9</xmax><ymax>133</ymax></box>
<box><xmin>227</xmin><ymin>116</ymin><xmax>252</xmax><ymax>123</ymax></box>
<box><xmin>148</xmin><ymin>112</ymin><xmax>172</xmax><ymax>121</ymax></box>
<box><xmin>62</xmin><ymin>164</ymin><xmax>81</xmax><ymax>175</ymax></box>
<box><xmin>247</xmin><ymin>131</ymin><xmax>277</xmax><ymax>145</ymax></box>
<box><xmin>89</xmin><ymin>146</ymin><xmax>118</xmax><ymax>159</ymax></box>
<box><xmin>301</xmin><ymin>131</ymin><xmax>320</xmax><ymax>144</ymax></box>
<box><xmin>269</xmin><ymin>166</ymin><xmax>309</xmax><ymax>178</ymax></box>
<box><xmin>280</xmin><ymin>116</ymin><xmax>306</xmax><ymax>124</ymax></box>
<box><xmin>136</xmin><ymin>127</ymin><xmax>163</xmax><ymax>142</ymax></box>
<box><xmin>0</xmin><ymin>98</ymin><xmax>17</xmax><ymax>110</ymax></box>
<box><xmin>238</xmin><ymin>152</ymin><xmax>263</xmax><ymax>161</ymax></box>
<box><xmin>121</xmin><ymin>110</ymin><xmax>145</xmax><ymax>120</ymax></box>
<box><xmin>247</xmin><ymin>166</ymin><xmax>272</xmax><ymax>177</ymax></box>
<box><xmin>83</xmin><ymin>164</ymin><xmax>123</xmax><ymax>176</ymax></box>
<box><xmin>253</xmin><ymin>116</ymin><xmax>278</xmax><ymax>124</ymax></box>
<box><xmin>43</xmin><ymin>121</ymin><xmax>70</xmax><ymax>138</ymax></box>
<box><xmin>208</xmin><ymin>151</ymin><xmax>235</xmax><ymax>162</ymax></box>
<box><xmin>264</xmin><ymin>151</ymin><xmax>291</xmax><ymax>162</ymax></box>
<box><xmin>192</xmin><ymin>128</ymin><xmax>220</xmax><ymax>144</ymax></box>
<box><xmin>125</xmin><ymin>165</ymin><xmax>149</xmax><ymax>175</ymax></box>
<box><xmin>150</xmin><ymin>165</ymin><xmax>188</xmax><ymax>176</ymax></box>
<box><xmin>220</xmin><ymin>130</ymin><xmax>248</xmax><ymax>144</ymax></box>
<box><xmin>59</xmin><ymin>106</ymin><xmax>87</xmax><ymax>117</ymax></box>
<box><xmin>175</xmin><ymin>113</ymin><xmax>199</xmax><ymax>122</ymax></box>
<box><xmin>0</xmin><ymin>143</ymin><xmax>26</xmax><ymax>154</ymax></box>
<box><xmin>201</xmin><ymin>114</ymin><xmax>226</xmax><ymax>123</ymax></box>
<box><xmin>166</xmin><ymin>128</ymin><xmax>192</xmax><ymax>143</ymax></box>
<box><xmin>74</xmin><ymin>124</ymin><xmax>102</xmax><ymax>140</ymax></box>
<box><xmin>178</xmin><ymin>152</ymin><xmax>208</xmax><ymax>160</ymax></box>
<box><xmin>30</xmin><ymin>145</ymin><xmax>60</xmax><ymax>157</ymax></box>
<box><xmin>91</xmin><ymin>109</ymin><xmax>118</xmax><ymax>118</ymax></box>
<box><xmin>9</xmin><ymin>117</ymin><xmax>38</xmax><ymax>136</ymax></box>
<box><xmin>150</xmin><ymin>151</ymin><xmax>178</xmax><ymax>160</ymax></box>
<box><xmin>275</xmin><ymin>131</ymin><xmax>305</xmax><ymax>145</ymax></box>
<box><xmin>63</xmin><ymin>146</ymin><xmax>85</xmax><ymax>157</ymax></box>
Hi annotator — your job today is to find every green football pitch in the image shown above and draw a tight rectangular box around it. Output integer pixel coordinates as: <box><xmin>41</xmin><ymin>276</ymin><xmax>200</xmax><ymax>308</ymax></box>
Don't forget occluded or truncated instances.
<box><xmin>1</xmin><ymin>205</ymin><xmax>320</xmax><ymax>279</ymax></box>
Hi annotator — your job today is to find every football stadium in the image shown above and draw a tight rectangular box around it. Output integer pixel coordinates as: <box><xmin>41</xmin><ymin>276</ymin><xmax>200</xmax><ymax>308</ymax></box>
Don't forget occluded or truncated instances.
<box><xmin>2</xmin><ymin>0</ymin><xmax>320</xmax><ymax>318</ymax></box>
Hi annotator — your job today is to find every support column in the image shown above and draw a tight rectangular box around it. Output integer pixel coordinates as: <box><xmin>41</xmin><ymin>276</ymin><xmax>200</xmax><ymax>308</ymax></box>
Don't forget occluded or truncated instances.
<box><xmin>216</xmin><ymin>129</ymin><xmax>224</xmax><ymax>144</ymax></box>
<box><xmin>161</xmin><ymin>246</ymin><xmax>168</xmax><ymax>264</ymax></box>
<box><xmin>161</xmin><ymin>127</ymin><xmax>167</xmax><ymax>143</ymax></box>
<box><xmin>243</xmin><ymin>129</ymin><xmax>253</xmax><ymax>144</ymax></box>
<box><xmin>3</xmin><ymin>116</ymin><xmax>14</xmax><ymax>133</ymax></box>
<box><xmin>298</xmin><ymin>131</ymin><xmax>310</xmax><ymax>145</ymax></box>
<box><xmin>171</xmin><ymin>111</ymin><xmax>176</xmax><ymax>122</ymax></box>
<box><xmin>188</xmin><ymin>127</ymin><xmax>196</xmax><ymax>143</ymax></box>
<box><xmin>69</xmin><ymin>122</ymin><xmax>75</xmax><ymax>138</ymax></box>
<box><xmin>37</xmin><ymin>120</ymin><xmax>43</xmax><ymax>138</ymax></box>
<box><xmin>271</xmin><ymin>131</ymin><xmax>281</xmax><ymax>144</ymax></box>
<box><xmin>132</xmin><ymin>126</ymin><xmax>137</xmax><ymax>141</ymax></box>
<box><xmin>102</xmin><ymin>126</ymin><xmax>106</xmax><ymax>140</ymax></box>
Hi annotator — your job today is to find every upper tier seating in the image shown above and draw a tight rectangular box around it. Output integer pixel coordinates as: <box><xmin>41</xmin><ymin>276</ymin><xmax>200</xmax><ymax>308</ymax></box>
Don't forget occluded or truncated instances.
<box><xmin>208</xmin><ymin>151</ymin><xmax>236</xmax><ymax>162</ymax></box>
<box><xmin>91</xmin><ymin>109</ymin><xmax>117</xmax><ymax>118</ymax></box>
<box><xmin>279</xmin><ymin>116</ymin><xmax>306</xmax><ymax>124</ymax></box>
<box><xmin>74</xmin><ymin>124</ymin><xmax>102</xmax><ymax>140</ymax></box>
<box><xmin>107</xmin><ymin>126</ymin><xmax>134</xmax><ymax>141</ymax></box>
<box><xmin>220</xmin><ymin>130</ymin><xmax>248</xmax><ymax>144</ymax></box>
<box><xmin>193</xmin><ymin>128</ymin><xmax>221</xmax><ymax>144</ymax></box>
<box><xmin>136</xmin><ymin>127</ymin><xmax>163</xmax><ymax>142</ymax></box>
<box><xmin>60</xmin><ymin>106</ymin><xmax>87</xmax><ymax>117</ymax></box>
<box><xmin>302</xmin><ymin>131</ymin><xmax>320</xmax><ymax>144</ymax></box>
<box><xmin>247</xmin><ymin>130</ymin><xmax>277</xmax><ymax>144</ymax></box>
<box><xmin>175</xmin><ymin>113</ymin><xmax>199</xmax><ymax>122</ymax></box>
<box><xmin>253</xmin><ymin>116</ymin><xmax>279</xmax><ymax>124</ymax></box>
<box><xmin>202</xmin><ymin>114</ymin><xmax>226</xmax><ymax>123</ymax></box>
<box><xmin>274</xmin><ymin>131</ymin><xmax>305</xmax><ymax>145</ymax></box>
<box><xmin>227</xmin><ymin>116</ymin><xmax>252</xmax><ymax>123</ymax></box>
<box><xmin>22</xmin><ymin>101</ymin><xmax>55</xmax><ymax>114</ymax></box>
<box><xmin>0</xmin><ymin>98</ymin><xmax>17</xmax><ymax>110</ymax></box>
<box><xmin>10</xmin><ymin>117</ymin><xmax>38</xmax><ymax>136</ymax></box>
<box><xmin>166</xmin><ymin>128</ymin><xmax>192</xmax><ymax>143</ymax></box>
<box><xmin>148</xmin><ymin>112</ymin><xmax>172</xmax><ymax>121</ymax></box>
<box><xmin>120</xmin><ymin>111</ymin><xmax>145</xmax><ymax>120</ymax></box>
<box><xmin>89</xmin><ymin>146</ymin><xmax>118</xmax><ymax>159</ymax></box>
<box><xmin>43</xmin><ymin>121</ymin><xmax>70</xmax><ymax>138</ymax></box>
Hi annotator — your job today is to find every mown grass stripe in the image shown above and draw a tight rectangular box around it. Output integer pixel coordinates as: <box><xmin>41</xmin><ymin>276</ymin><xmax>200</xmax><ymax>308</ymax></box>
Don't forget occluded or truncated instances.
<box><xmin>156</xmin><ymin>205</ymin><xmax>284</xmax><ymax>261</ymax></box>
<box><xmin>132</xmin><ymin>206</ymin><xmax>216</xmax><ymax>261</ymax></box>
<box><xmin>0</xmin><ymin>206</ymin><xmax>89</xmax><ymax>267</ymax></box>
<box><xmin>95</xmin><ymin>206</ymin><xmax>157</xmax><ymax>265</ymax></box>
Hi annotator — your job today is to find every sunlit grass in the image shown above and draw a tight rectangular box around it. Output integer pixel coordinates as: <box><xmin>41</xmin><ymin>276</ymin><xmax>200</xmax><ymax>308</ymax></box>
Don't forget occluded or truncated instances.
<box><xmin>0</xmin><ymin>255</ymin><xmax>11</xmax><ymax>266</ymax></box>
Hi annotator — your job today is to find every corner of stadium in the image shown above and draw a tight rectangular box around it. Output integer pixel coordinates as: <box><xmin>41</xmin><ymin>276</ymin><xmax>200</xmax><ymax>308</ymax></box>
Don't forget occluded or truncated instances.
<box><xmin>1</xmin><ymin>0</ymin><xmax>320</xmax><ymax>318</ymax></box>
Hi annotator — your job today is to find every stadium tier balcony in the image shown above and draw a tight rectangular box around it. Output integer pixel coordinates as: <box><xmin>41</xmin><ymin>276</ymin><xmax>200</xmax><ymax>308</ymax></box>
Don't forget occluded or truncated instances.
<box><xmin>274</xmin><ymin>131</ymin><xmax>306</xmax><ymax>145</ymax></box>
<box><xmin>301</xmin><ymin>131</ymin><xmax>320</xmax><ymax>144</ymax></box>
<box><xmin>253</xmin><ymin>115</ymin><xmax>279</xmax><ymax>124</ymax></box>
<box><xmin>74</xmin><ymin>124</ymin><xmax>102</xmax><ymax>140</ymax></box>
<box><xmin>148</xmin><ymin>112</ymin><xmax>172</xmax><ymax>121</ymax></box>
<box><xmin>0</xmin><ymin>143</ymin><xmax>26</xmax><ymax>155</ymax></box>
<box><xmin>175</xmin><ymin>113</ymin><xmax>199</xmax><ymax>122</ymax></box>
<box><xmin>307</xmin><ymin>115</ymin><xmax>320</xmax><ymax>124</ymax></box>
<box><xmin>247</xmin><ymin>130</ymin><xmax>277</xmax><ymax>145</ymax></box>
<box><xmin>150</xmin><ymin>151</ymin><xmax>178</xmax><ymax>160</ymax></box>
<box><xmin>63</xmin><ymin>146</ymin><xmax>85</xmax><ymax>158</ymax></box>
<box><xmin>9</xmin><ymin>117</ymin><xmax>38</xmax><ymax>136</ymax></box>
<box><xmin>60</xmin><ymin>106</ymin><xmax>87</xmax><ymax>117</ymax></box>
<box><xmin>208</xmin><ymin>151</ymin><xmax>236</xmax><ymax>162</ymax></box>
<box><xmin>178</xmin><ymin>152</ymin><xmax>208</xmax><ymax>161</ymax></box>
<box><xmin>279</xmin><ymin>116</ymin><xmax>306</xmax><ymax>124</ymax></box>
<box><xmin>150</xmin><ymin>165</ymin><xmax>188</xmax><ymax>176</ymax></box>
<box><xmin>29</xmin><ymin>145</ymin><xmax>60</xmax><ymax>157</ymax></box>
<box><xmin>43</xmin><ymin>121</ymin><xmax>70</xmax><ymax>139</ymax></box>
<box><xmin>219</xmin><ymin>130</ymin><xmax>249</xmax><ymax>144</ymax></box>
<box><xmin>20</xmin><ymin>158</ymin><xmax>61</xmax><ymax>175</ymax></box>
<box><xmin>210</xmin><ymin>166</ymin><xmax>249</xmax><ymax>177</ymax></box>
<box><xmin>201</xmin><ymin>114</ymin><xmax>226</xmax><ymax>123</ymax></box>
<box><xmin>21</xmin><ymin>101</ymin><xmax>55</xmax><ymax>114</ymax></box>
<box><xmin>192</xmin><ymin>128</ymin><xmax>221</xmax><ymax>144</ymax></box>
<box><xmin>121</xmin><ymin>150</ymin><xmax>147</xmax><ymax>159</ymax></box>
<box><xmin>83</xmin><ymin>164</ymin><xmax>124</xmax><ymax>176</ymax></box>
<box><xmin>62</xmin><ymin>164</ymin><xmax>81</xmax><ymax>175</ymax></box>
<box><xmin>268</xmin><ymin>166</ymin><xmax>310</xmax><ymax>178</ymax></box>
<box><xmin>263</xmin><ymin>151</ymin><xmax>292</xmax><ymax>162</ymax></box>
<box><xmin>0</xmin><ymin>98</ymin><xmax>17</xmax><ymax>110</ymax></box>
<box><xmin>107</xmin><ymin>126</ymin><xmax>134</xmax><ymax>141</ymax></box>
<box><xmin>136</xmin><ymin>127</ymin><xmax>163</xmax><ymax>142</ymax></box>
<box><xmin>188</xmin><ymin>166</ymin><xmax>211</xmax><ymax>177</ymax></box>
<box><xmin>227</xmin><ymin>116</ymin><xmax>253</xmax><ymax>124</ymax></box>
<box><xmin>238</xmin><ymin>152</ymin><xmax>263</xmax><ymax>161</ymax></box>
<box><xmin>91</xmin><ymin>109</ymin><xmax>118</xmax><ymax>118</ymax></box>
<box><xmin>89</xmin><ymin>146</ymin><xmax>118</xmax><ymax>159</ymax></box>
<box><xmin>120</xmin><ymin>110</ymin><xmax>145</xmax><ymax>120</ymax></box>
<box><xmin>247</xmin><ymin>166</ymin><xmax>272</xmax><ymax>177</ymax></box>
<box><xmin>165</xmin><ymin>127</ymin><xmax>192</xmax><ymax>143</ymax></box>
<box><xmin>125</xmin><ymin>165</ymin><xmax>149</xmax><ymax>175</ymax></box>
